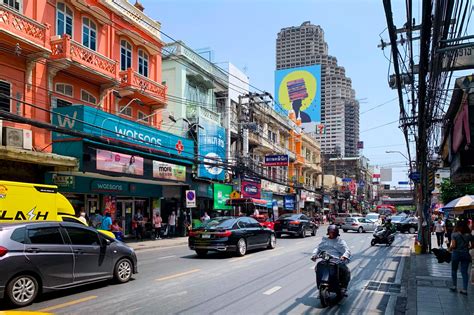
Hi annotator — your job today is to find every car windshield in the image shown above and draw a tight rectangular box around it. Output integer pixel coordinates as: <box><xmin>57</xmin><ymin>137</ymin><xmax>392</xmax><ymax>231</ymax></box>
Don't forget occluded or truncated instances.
<box><xmin>278</xmin><ymin>214</ymin><xmax>299</xmax><ymax>220</ymax></box>
<box><xmin>201</xmin><ymin>217</ymin><xmax>236</xmax><ymax>229</ymax></box>
<box><xmin>366</xmin><ymin>214</ymin><xmax>378</xmax><ymax>220</ymax></box>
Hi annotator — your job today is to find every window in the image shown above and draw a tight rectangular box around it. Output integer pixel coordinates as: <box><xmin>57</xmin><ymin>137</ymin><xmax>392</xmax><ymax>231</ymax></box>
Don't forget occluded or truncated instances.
<box><xmin>56</xmin><ymin>99</ymin><xmax>72</xmax><ymax>108</ymax></box>
<box><xmin>27</xmin><ymin>227</ymin><xmax>64</xmax><ymax>244</ymax></box>
<box><xmin>81</xmin><ymin>90</ymin><xmax>97</xmax><ymax>104</ymax></box>
<box><xmin>55</xmin><ymin>83</ymin><xmax>73</xmax><ymax>97</ymax></box>
<box><xmin>82</xmin><ymin>17</ymin><xmax>97</xmax><ymax>51</ymax></box>
<box><xmin>138</xmin><ymin>49</ymin><xmax>149</xmax><ymax>77</ymax></box>
<box><xmin>57</xmin><ymin>2</ymin><xmax>73</xmax><ymax>37</ymax></box>
<box><xmin>3</xmin><ymin>0</ymin><xmax>21</xmax><ymax>11</ymax></box>
<box><xmin>10</xmin><ymin>227</ymin><xmax>26</xmax><ymax>244</ymax></box>
<box><xmin>61</xmin><ymin>216</ymin><xmax>84</xmax><ymax>225</ymax></box>
<box><xmin>137</xmin><ymin>111</ymin><xmax>149</xmax><ymax>123</ymax></box>
<box><xmin>0</xmin><ymin>81</ymin><xmax>11</xmax><ymax>112</ymax></box>
<box><xmin>119</xmin><ymin>105</ymin><xmax>132</xmax><ymax>117</ymax></box>
<box><xmin>120</xmin><ymin>40</ymin><xmax>132</xmax><ymax>71</ymax></box>
<box><xmin>65</xmin><ymin>227</ymin><xmax>100</xmax><ymax>246</ymax></box>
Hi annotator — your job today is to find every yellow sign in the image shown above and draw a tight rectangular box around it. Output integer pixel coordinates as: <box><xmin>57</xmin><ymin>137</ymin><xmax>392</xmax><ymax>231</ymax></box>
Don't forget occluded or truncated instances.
<box><xmin>230</xmin><ymin>190</ymin><xmax>241</xmax><ymax>199</ymax></box>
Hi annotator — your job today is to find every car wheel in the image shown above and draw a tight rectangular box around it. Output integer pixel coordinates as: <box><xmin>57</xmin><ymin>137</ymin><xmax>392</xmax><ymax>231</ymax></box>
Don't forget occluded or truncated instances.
<box><xmin>267</xmin><ymin>234</ymin><xmax>276</xmax><ymax>249</ymax></box>
<box><xmin>358</xmin><ymin>227</ymin><xmax>363</xmax><ymax>233</ymax></box>
<box><xmin>114</xmin><ymin>258</ymin><xmax>133</xmax><ymax>283</ymax></box>
<box><xmin>6</xmin><ymin>274</ymin><xmax>39</xmax><ymax>307</ymax></box>
<box><xmin>236</xmin><ymin>238</ymin><xmax>247</xmax><ymax>256</ymax></box>
<box><xmin>409</xmin><ymin>227</ymin><xmax>416</xmax><ymax>234</ymax></box>
<box><xmin>343</xmin><ymin>229</ymin><xmax>348</xmax><ymax>233</ymax></box>
<box><xmin>311</xmin><ymin>228</ymin><xmax>316</xmax><ymax>236</ymax></box>
<box><xmin>300</xmin><ymin>228</ymin><xmax>306</xmax><ymax>238</ymax></box>
<box><xmin>195</xmin><ymin>249</ymin><xmax>208</xmax><ymax>257</ymax></box>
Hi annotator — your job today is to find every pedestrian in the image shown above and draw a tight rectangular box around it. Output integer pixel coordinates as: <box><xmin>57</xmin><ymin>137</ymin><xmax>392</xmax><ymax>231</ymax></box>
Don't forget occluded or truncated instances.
<box><xmin>111</xmin><ymin>220</ymin><xmax>124</xmax><ymax>241</ymax></box>
<box><xmin>77</xmin><ymin>211</ymin><xmax>87</xmax><ymax>225</ymax></box>
<box><xmin>168</xmin><ymin>211</ymin><xmax>176</xmax><ymax>238</ymax></box>
<box><xmin>435</xmin><ymin>217</ymin><xmax>446</xmax><ymax>248</ymax></box>
<box><xmin>446</xmin><ymin>219</ymin><xmax>454</xmax><ymax>246</ymax></box>
<box><xmin>101</xmin><ymin>212</ymin><xmax>112</xmax><ymax>231</ymax></box>
<box><xmin>253</xmin><ymin>208</ymin><xmax>260</xmax><ymax>216</ymax></box>
<box><xmin>449</xmin><ymin>220</ymin><xmax>473</xmax><ymax>295</ymax></box>
<box><xmin>201</xmin><ymin>212</ymin><xmax>210</xmax><ymax>223</ymax></box>
<box><xmin>134</xmin><ymin>210</ymin><xmax>144</xmax><ymax>241</ymax></box>
<box><xmin>153</xmin><ymin>212</ymin><xmax>162</xmax><ymax>240</ymax></box>
<box><xmin>91</xmin><ymin>211</ymin><xmax>103</xmax><ymax>229</ymax></box>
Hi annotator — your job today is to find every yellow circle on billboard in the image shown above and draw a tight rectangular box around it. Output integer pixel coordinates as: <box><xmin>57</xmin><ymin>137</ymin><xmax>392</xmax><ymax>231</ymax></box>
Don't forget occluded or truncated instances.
<box><xmin>278</xmin><ymin>70</ymin><xmax>317</xmax><ymax>111</ymax></box>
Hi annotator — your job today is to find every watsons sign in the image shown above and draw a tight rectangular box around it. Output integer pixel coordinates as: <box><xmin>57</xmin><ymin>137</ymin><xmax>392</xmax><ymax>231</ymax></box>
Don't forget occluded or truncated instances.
<box><xmin>91</xmin><ymin>180</ymin><xmax>128</xmax><ymax>193</ymax></box>
<box><xmin>52</xmin><ymin>105</ymin><xmax>194</xmax><ymax>159</ymax></box>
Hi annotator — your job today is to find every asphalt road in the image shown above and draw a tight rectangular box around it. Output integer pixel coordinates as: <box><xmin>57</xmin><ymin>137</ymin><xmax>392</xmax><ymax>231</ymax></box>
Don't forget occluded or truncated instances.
<box><xmin>7</xmin><ymin>229</ymin><xmax>413</xmax><ymax>314</ymax></box>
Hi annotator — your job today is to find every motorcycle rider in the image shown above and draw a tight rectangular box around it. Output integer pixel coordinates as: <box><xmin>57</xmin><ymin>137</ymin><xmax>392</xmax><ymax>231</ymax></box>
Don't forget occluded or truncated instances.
<box><xmin>383</xmin><ymin>218</ymin><xmax>396</xmax><ymax>238</ymax></box>
<box><xmin>312</xmin><ymin>225</ymin><xmax>351</xmax><ymax>294</ymax></box>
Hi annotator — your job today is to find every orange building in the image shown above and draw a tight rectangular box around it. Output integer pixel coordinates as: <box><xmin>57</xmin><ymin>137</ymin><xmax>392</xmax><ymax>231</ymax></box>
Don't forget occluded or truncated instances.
<box><xmin>0</xmin><ymin>0</ymin><xmax>167</xmax><ymax>182</ymax></box>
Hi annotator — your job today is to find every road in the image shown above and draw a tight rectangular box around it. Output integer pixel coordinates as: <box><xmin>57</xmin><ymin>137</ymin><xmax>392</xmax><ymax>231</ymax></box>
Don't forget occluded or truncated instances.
<box><xmin>8</xmin><ymin>230</ymin><xmax>412</xmax><ymax>314</ymax></box>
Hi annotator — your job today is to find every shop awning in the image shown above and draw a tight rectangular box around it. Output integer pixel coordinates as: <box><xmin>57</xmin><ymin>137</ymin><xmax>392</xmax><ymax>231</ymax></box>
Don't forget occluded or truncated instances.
<box><xmin>226</xmin><ymin>198</ymin><xmax>268</xmax><ymax>206</ymax></box>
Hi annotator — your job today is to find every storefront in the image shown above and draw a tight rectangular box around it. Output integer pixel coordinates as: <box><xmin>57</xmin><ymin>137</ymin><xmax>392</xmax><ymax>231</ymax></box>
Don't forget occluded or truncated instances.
<box><xmin>49</xmin><ymin>105</ymin><xmax>194</xmax><ymax>235</ymax></box>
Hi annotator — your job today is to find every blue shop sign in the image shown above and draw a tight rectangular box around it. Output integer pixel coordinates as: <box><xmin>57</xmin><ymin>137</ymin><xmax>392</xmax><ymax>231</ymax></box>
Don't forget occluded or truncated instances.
<box><xmin>197</xmin><ymin>116</ymin><xmax>226</xmax><ymax>181</ymax></box>
<box><xmin>262</xmin><ymin>191</ymin><xmax>273</xmax><ymax>209</ymax></box>
<box><xmin>51</xmin><ymin>105</ymin><xmax>194</xmax><ymax>159</ymax></box>
<box><xmin>284</xmin><ymin>195</ymin><xmax>296</xmax><ymax>210</ymax></box>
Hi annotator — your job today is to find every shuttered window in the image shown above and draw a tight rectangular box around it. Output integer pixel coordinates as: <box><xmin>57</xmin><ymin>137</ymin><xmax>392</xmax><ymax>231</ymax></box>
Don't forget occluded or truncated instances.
<box><xmin>0</xmin><ymin>81</ymin><xmax>11</xmax><ymax>112</ymax></box>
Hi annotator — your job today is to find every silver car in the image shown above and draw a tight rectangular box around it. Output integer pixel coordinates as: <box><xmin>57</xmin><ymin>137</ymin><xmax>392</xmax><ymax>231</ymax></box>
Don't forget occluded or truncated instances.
<box><xmin>342</xmin><ymin>217</ymin><xmax>377</xmax><ymax>233</ymax></box>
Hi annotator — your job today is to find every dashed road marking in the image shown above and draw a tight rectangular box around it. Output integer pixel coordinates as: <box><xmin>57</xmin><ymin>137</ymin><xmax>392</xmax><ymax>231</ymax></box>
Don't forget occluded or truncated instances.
<box><xmin>157</xmin><ymin>255</ymin><xmax>176</xmax><ymax>260</ymax></box>
<box><xmin>263</xmin><ymin>286</ymin><xmax>282</xmax><ymax>295</ymax></box>
<box><xmin>156</xmin><ymin>269</ymin><xmax>200</xmax><ymax>281</ymax></box>
<box><xmin>36</xmin><ymin>295</ymin><xmax>97</xmax><ymax>312</ymax></box>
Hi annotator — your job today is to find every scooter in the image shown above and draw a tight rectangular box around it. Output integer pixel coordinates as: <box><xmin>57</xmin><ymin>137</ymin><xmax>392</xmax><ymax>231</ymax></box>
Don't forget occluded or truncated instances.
<box><xmin>371</xmin><ymin>226</ymin><xmax>394</xmax><ymax>246</ymax></box>
<box><xmin>312</xmin><ymin>251</ymin><xmax>347</xmax><ymax>307</ymax></box>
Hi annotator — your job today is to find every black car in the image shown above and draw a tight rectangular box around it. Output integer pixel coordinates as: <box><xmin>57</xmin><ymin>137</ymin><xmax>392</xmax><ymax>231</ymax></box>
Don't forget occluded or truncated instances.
<box><xmin>274</xmin><ymin>214</ymin><xmax>318</xmax><ymax>238</ymax></box>
<box><xmin>188</xmin><ymin>216</ymin><xmax>276</xmax><ymax>257</ymax></box>
<box><xmin>396</xmin><ymin>217</ymin><xmax>418</xmax><ymax>234</ymax></box>
<box><xmin>0</xmin><ymin>221</ymin><xmax>138</xmax><ymax>307</ymax></box>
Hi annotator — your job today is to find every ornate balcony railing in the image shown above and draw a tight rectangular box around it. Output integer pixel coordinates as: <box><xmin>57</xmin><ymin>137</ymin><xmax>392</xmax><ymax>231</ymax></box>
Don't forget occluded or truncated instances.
<box><xmin>0</xmin><ymin>4</ymin><xmax>50</xmax><ymax>50</ymax></box>
<box><xmin>119</xmin><ymin>68</ymin><xmax>167</xmax><ymax>104</ymax></box>
<box><xmin>50</xmin><ymin>35</ymin><xmax>118</xmax><ymax>79</ymax></box>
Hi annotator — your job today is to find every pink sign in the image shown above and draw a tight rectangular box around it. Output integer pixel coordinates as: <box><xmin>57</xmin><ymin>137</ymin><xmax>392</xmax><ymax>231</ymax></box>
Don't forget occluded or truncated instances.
<box><xmin>96</xmin><ymin>149</ymin><xmax>144</xmax><ymax>175</ymax></box>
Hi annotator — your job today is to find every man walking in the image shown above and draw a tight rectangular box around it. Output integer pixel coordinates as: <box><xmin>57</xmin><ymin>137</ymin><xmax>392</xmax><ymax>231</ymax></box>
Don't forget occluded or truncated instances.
<box><xmin>168</xmin><ymin>211</ymin><xmax>176</xmax><ymax>238</ymax></box>
<box><xmin>434</xmin><ymin>217</ymin><xmax>446</xmax><ymax>248</ymax></box>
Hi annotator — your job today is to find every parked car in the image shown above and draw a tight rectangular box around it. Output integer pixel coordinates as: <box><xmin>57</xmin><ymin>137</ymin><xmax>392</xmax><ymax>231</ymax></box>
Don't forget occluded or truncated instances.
<box><xmin>342</xmin><ymin>217</ymin><xmax>377</xmax><ymax>233</ymax></box>
<box><xmin>188</xmin><ymin>216</ymin><xmax>276</xmax><ymax>257</ymax></box>
<box><xmin>0</xmin><ymin>221</ymin><xmax>137</xmax><ymax>307</ymax></box>
<box><xmin>396</xmin><ymin>217</ymin><xmax>418</xmax><ymax>234</ymax></box>
<box><xmin>333</xmin><ymin>213</ymin><xmax>363</xmax><ymax>227</ymax></box>
<box><xmin>274</xmin><ymin>214</ymin><xmax>318</xmax><ymax>238</ymax></box>
<box><xmin>365</xmin><ymin>213</ymin><xmax>380</xmax><ymax>224</ymax></box>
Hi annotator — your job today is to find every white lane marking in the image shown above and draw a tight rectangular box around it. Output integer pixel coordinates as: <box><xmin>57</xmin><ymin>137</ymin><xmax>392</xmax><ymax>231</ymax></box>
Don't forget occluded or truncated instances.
<box><xmin>230</xmin><ymin>255</ymin><xmax>251</xmax><ymax>263</ymax></box>
<box><xmin>157</xmin><ymin>255</ymin><xmax>176</xmax><ymax>260</ymax></box>
<box><xmin>263</xmin><ymin>286</ymin><xmax>282</xmax><ymax>295</ymax></box>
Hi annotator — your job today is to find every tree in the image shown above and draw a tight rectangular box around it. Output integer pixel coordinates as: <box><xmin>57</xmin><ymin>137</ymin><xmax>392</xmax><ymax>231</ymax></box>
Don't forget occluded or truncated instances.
<box><xmin>440</xmin><ymin>179</ymin><xmax>474</xmax><ymax>203</ymax></box>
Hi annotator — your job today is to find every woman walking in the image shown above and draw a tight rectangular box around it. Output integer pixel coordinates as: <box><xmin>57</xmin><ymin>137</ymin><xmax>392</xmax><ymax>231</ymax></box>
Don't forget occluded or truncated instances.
<box><xmin>449</xmin><ymin>221</ymin><xmax>473</xmax><ymax>295</ymax></box>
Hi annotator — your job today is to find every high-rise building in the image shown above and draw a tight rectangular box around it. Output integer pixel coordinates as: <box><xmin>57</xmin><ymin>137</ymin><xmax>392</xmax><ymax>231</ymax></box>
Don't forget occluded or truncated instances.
<box><xmin>276</xmin><ymin>21</ymin><xmax>360</xmax><ymax>157</ymax></box>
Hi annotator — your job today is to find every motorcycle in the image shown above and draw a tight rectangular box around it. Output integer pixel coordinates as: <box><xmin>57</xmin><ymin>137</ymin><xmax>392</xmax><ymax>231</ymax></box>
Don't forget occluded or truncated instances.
<box><xmin>371</xmin><ymin>226</ymin><xmax>394</xmax><ymax>246</ymax></box>
<box><xmin>312</xmin><ymin>251</ymin><xmax>348</xmax><ymax>307</ymax></box>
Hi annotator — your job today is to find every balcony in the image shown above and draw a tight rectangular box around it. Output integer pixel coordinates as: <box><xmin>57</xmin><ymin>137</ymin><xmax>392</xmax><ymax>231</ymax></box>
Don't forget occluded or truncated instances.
<box><xmin>119</xmin><ymin>68</ymin><xmax>167</xmax><ymax>106</ymax></box>
<box><xmin>0</xmin><ymin>4</ymin><xmax>50</xmax><ymax>54</ymax></box>
<box><xmin>50</xmin><ymin>35</ymin><xmax>118</xmax><ymax>85</ymax></box>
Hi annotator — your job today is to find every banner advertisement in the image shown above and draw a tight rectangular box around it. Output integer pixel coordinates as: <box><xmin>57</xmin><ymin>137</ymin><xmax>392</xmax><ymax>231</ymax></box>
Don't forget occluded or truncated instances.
<box><xmin>198</xmin><ymin>116</ymin><xmax>227</xmax><ymax>181</ymax></box>
<box><xmin>275</xmin><ymin>65</ymin><xmax>322</xmax><ymax>123</ymax></box>
<box><xmin>264</xmin><ymin>155</ymin><xmax>289</xmax><ymax>167</ymax></box>
<box><xmin>96</xmin><ymin>149</ymin><xmax>144</xmax><ymax>176</ymax></box>
<box><xmin>241</xmin><ymin>176</ymin><xmax>262</xmax><ymax>199</ymax></box>
<box><xmin>284</xmin><ymin>195</ymin><xmax>296</xmax><ymax>210</ymax></box>
<box><xmin>152</xmin><ymin>161</ymin><xmax>186</xmax><ymax>182</ymax></box>
<box><xmin>213</xmin><ymin>184</ymin><xmax>232</xmax><ymax>210</ymax></box>
<box><xmin>261</xmin><ymin>190</ymin><xmax>273</xmax><ymax>209</ymax></box>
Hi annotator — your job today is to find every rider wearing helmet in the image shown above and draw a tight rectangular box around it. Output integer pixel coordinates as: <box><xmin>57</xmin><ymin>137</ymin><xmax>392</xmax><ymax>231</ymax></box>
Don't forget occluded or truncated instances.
<box><xmin>383</xmin><ymin>218</ymin><xmax>396</xmax><ymax>236</ymax></box>
<box><xmin>312</xmin><ymin>225</ymin><xmax>351</xmax><ymax>293</ymax></box>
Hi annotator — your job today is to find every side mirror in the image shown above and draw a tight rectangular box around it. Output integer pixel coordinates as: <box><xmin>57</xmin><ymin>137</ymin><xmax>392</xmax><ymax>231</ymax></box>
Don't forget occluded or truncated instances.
<box><xmin>106</xmin><ymin>239</ymin><xmax>112</xmax><ymax>246</ymax></box>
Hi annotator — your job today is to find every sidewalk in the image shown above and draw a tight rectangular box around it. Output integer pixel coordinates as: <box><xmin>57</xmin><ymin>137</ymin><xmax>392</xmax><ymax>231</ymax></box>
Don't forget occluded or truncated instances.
<box><xmin>403</xmin><ymin>236</ymin><xmax>474</xmax><ymax>315</ymax></box>
<box><xmin>124</xmin><ymin>237</ymin><xmax>188</xmax><ymax>251</ymax></box>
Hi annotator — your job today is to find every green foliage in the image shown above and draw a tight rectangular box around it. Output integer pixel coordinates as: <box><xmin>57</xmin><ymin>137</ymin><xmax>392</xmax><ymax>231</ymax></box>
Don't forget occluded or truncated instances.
<box><xmin>440</xmin><ymin>179</ymin><xmax>474</xmax><ymax>203</ymax></box>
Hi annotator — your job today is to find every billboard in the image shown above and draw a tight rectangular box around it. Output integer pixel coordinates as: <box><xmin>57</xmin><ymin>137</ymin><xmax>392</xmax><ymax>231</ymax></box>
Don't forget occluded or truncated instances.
<box><xmin>241</xmin><ymin>176</ymin><xmax>261</xmax><ymax>199</ymax></box>
<box><xmin>152</xmin><ymin>161</ymin><xmax>186</xmax><ymax>182</ymax></box>
<box><xmin>198</xmin><ymin>116</ymin><xmax>226</xmax><ymax>181</ymax></box>
<box><xmin>264</xmin><ymin>155</ymin><xmax>289</xmax><ymax>167</ymax></box>
<box><xmin>96</xmin><ymin>149</ymin><xmax>144</xmax><ymax>176</ymax></box>
<box><xmin>275</xmin><ymin>65</ymin><xmax>321</xmax><ymax>123</ymax></box>
<box><xmin>213</xmin><ymin>183</ymin><xmax>232</xmax><ymax>210</ymax></box>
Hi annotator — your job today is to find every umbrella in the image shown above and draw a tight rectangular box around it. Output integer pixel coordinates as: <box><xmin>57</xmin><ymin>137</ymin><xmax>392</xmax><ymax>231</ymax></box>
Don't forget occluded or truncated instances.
<box><xmin>443</xmin><ymin>195</ymin><xmax>474</xmax><ymax>214</ymax></box>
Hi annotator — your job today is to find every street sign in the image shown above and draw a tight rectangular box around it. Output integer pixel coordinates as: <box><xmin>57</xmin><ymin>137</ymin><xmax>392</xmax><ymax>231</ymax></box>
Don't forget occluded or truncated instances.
<box><xmin>342</xmin><ymin>178</ymin><xmax>352</xmax><ymax>182</ymax></box>
<box><xmin>358</xmin><ymin>180</ymin><xmax>365</xmax><ymax>188</ymax></box>
<box><xmin>185</xmin><ymin>190</ymin><xmax>196</xmax><ymax>208</ymax></box>
<box><xmin>230</xmin><ymin>190</ymin><xmax>240</xmax><ymax>199</ymax></box>
<box><xmin>398</xmin><ymin>181</ymin><xmax>409</xmax><ymax>185</ymax></box>
<box><xmin>264</xmin><ymin>155</ymin><xmax>289</xmax><ymax>167</ymax></box>
<box><xmin>442</xmin><ymin>45</ymin><xmax>474</xmax><ymax>71</ymax></box>
<box><xmin>409</xmin><ymin>172</ymin><xmax>421</xmax><ymax>182</ymax></box>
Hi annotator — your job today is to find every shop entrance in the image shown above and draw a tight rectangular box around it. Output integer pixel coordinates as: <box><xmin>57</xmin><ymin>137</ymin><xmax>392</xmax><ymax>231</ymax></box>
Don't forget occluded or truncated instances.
<box><xmin>116</xmin><ymin>200</ymin><xmax>134</xmax><ymax>236</ymax></box>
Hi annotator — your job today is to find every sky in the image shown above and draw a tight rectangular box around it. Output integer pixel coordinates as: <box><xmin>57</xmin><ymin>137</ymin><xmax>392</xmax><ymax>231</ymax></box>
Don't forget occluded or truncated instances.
<box><xmin>141</xmin><ymin>0</ymin><xmax>422</xmax><ymax>186</ymax></box>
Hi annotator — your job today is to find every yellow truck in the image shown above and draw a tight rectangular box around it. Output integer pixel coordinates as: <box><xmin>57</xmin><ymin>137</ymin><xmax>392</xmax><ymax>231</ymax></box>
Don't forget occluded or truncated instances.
<box><xmin>0</xmin><ymin>181</ymin><xmax>115</xmax><ymax>238</ymax></box>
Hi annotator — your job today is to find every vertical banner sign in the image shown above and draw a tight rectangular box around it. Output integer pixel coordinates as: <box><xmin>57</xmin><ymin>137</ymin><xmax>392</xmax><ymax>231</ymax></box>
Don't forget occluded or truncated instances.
<box><xmin>284</xmin><ymin>195</ymin><xmax>296</xmax><ymax>210</ymax></box>
<box><xmin>241</xmin><ymin>176</ymin><xmax>262</xmax><ymax>199</ymax></box>
<box><xmin>186</xmin><ymin>190</ymin><xmax>196</xmax><ymax>208</ymax></box>
<box><xmin>275</xmin><ymin>65</ymin><xmax>322</xmax><ymax>123</ymax></box>
<box><xmin>213</xmin><ymin>184</ymin><xmax>232</xmax><ymax>210</ymax></box>
<box><xmin>198</xmin><ymin>116</ymin><xmax>226</xmax><ymax>181</ymax></box>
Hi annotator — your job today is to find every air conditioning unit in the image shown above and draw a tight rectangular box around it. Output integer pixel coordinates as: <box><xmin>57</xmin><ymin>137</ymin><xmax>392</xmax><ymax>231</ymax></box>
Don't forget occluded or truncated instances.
<box><xmin>3</xmin><ymin>127</ymin><xmax>23</xmax><ymax>148</ymax></box>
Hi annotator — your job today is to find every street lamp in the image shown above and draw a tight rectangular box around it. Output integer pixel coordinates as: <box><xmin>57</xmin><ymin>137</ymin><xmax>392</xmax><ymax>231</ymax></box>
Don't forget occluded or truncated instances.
<box><xmin>385</xmin><ymin>150</ymin><xmax>409</xmax><ymax>161</ymax></box>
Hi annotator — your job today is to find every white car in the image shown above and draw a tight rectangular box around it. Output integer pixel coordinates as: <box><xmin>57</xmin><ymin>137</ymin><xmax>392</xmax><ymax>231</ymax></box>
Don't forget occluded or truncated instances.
<box><xmin>342</xmin><ymin>217</ymin><xmax>377</xmax><ymax>233</ymax></box>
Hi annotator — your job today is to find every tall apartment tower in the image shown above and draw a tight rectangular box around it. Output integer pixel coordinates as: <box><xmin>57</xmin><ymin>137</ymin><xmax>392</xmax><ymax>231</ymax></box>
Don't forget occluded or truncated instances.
<box><xmin>276</xmin><ymin>21</ymin><xmax>360</xmax><ymax>157</ymax></box>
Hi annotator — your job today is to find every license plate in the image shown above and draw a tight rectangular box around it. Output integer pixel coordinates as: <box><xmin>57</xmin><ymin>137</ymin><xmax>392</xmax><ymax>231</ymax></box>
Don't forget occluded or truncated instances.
<box><xmin>202</xmin><ymin>234</ymin><xmax>211</xmax><ymax>239</ymax></box>
<box><xmin>282</xmin><ymin>229</ymin><xmax>288</xmax><ymax>232</ymax></box>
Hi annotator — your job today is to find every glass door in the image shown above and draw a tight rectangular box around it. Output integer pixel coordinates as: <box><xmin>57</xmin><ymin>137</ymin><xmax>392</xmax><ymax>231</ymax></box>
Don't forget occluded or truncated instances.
<box><xmin>116</xmin><ymin>200</ymin><xmax>134</xmax><ymax>236</ymax></box>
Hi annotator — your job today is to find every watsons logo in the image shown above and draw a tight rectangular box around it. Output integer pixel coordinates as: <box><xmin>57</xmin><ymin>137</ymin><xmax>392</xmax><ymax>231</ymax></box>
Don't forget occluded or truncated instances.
<box><xmin>96</xmin><ymin>183</ymin><xmax>123</xmax><ymax>191</ymax></box>
<box><xmin>244</xmin><ymin>185</ymin><xmax>258</xmax><ymax>194</ymax></box>
<box><xmin>114</xmin><ymin>127</ymin><xmax>163</xmax><ymax>147</ymax></box>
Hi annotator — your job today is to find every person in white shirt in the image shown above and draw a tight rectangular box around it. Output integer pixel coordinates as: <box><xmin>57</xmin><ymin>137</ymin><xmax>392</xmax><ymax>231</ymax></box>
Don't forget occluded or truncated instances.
<box><xmin>78</xmin><ymin>211</ymin><xmax>87</xmax><ymax>225</ymax></box>
<box><xmin>434</xmin><ymin>217</ymin><xmax>446</xmax><ymax>248</ymax></box>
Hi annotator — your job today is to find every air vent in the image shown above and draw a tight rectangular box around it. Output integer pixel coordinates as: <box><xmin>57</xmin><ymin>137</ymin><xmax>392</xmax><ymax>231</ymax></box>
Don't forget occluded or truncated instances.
<box><xmin>3</xmin><ymin>127</ymin><xmax>23</xmax><ymax>148</ymax></box>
